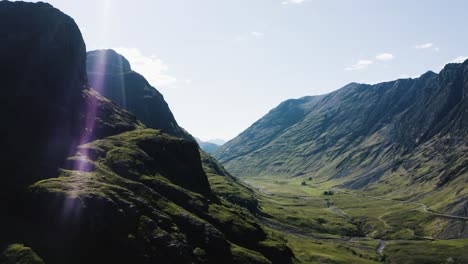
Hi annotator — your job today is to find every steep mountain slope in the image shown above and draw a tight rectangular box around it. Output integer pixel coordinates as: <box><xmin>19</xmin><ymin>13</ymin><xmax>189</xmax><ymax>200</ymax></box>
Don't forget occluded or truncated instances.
<box><xmin>214</xmin><ymin>63</ymin><xmax>468</xmax><ymax>217</ymax></box>
<box><xmin>85</xmin><ymin>48</ymin><xmax>262</xmax><ymax>214</ymax></box>
<box><xmin>0</xmin><ymin>2</ymin><xmax>293</xmax><ymax>263</ymax></box>
<box><xmin>86</xmin><ymin>49</ymin><xmax>194</xmax><ymax>141</ymax></box>
<box><xmin>0</xmin><ymin>0</ymin><xmax>87</xmax><ymax>194</ymax></box>
<box><xmin>26</xmin><ymin>129</ymin><xmax>291</xmax><ymax>264</ymax></box>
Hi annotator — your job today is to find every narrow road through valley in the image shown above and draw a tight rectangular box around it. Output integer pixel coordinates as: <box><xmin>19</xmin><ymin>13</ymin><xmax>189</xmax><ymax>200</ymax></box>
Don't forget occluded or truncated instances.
<box><xmin>330</xmin><ymin>188</ymin><xmax>468</xmax><ymax>221</ymax></box>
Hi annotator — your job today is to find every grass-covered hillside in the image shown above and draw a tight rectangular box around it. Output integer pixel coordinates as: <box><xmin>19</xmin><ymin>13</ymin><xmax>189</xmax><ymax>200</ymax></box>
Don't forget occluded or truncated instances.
<box><xmin>214</xmin><ymin>64</ymin><xmax>468</xmax><ymax>219</ymax></box>
<box><xmin>0</xmin><ymin>2</ymin><xmax>293</xmax><ymax>263</ymax></box>
<box><xmin>242</xmin><ymin>176</ymin><xmax>468</xmax><ymax>264</ymax></box>
<box><xmin>23</xmin><ymin>129</ymin><xmax>293</xmax><ymax>263</ymax></box>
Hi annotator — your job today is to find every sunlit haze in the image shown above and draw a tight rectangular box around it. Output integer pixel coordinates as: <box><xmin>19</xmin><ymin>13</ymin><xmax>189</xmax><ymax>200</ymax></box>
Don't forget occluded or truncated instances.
<box><xmin>17</xmin><ymin>0</ymin><xmax>468</xmax><ymax>141</ymax></box>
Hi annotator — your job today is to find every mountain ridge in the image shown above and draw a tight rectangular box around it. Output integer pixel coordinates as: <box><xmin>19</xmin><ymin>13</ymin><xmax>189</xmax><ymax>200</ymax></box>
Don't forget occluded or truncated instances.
<box><xmin>214</xmin><ymin>62</ymin><xmax>468</xmax><ymax>221</ymax></box>
<box><xmin>86</xmin><ymin>49</ymin><xmax>195</xmax><ymax>142</ymax></box>
<box><xmin>196</xmin><ymin>138</ymin><xmax>221</xmax><ymax>153</ymax></box>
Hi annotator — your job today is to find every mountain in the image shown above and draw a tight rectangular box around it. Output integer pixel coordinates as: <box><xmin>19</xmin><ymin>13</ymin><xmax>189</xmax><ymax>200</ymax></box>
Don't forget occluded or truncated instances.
<box><xmin>196</xmin><ymin>138</ymin><xmax>221</xmax><ymax>153</ymax></box>
<box><xmin>86</xmin><ymin>49</ymin><xmax>194</xmax><ymax>142</ymax></box>
<box><xmin>0</xmin><ymin>1</ymin><xmax>87</xmax><ymax>194</ymax></box>
<box><xmin>0</xmin><ymin>2</ymin><xmax>293</xmax><ymax>264</ymax></box>
<box><xmin>214</xmin><ymin>64</ymin><xmax>468</xmax><ymax>218</ymax></box>
<box><xmin>207</xmin><ymin>139</ymin><xmax>227</xmax><ymax>146</ymax></box>
<box><xmin>86</xmin><ymin>49</ymin><xmax>260</xmax><ymax>210</ymax></box>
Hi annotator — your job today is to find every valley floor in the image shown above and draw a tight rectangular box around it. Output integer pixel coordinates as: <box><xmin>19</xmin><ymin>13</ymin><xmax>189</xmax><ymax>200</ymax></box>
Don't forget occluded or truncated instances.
<box><xmin>242</xmin><ymin>177</ymin><xmax>468</xmax><ymax>264</ymax></box>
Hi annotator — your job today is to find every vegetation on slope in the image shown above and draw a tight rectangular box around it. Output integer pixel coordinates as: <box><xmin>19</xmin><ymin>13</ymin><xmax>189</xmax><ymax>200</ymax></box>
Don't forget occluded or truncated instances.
<box><xmin>0</xmin><ymin>2</ymin><xmax>294</xmax><ymax>263</ymax></box>
<box><xmin>214</xmin><ymin>63</ymin><xmax>468</xmax><ymax>221</ymax></box>
<box><xmin>19</xmin><ymin>129</ymin><xmax>292</xmax><ymax>263</ymax></box>
<box><xmin>1</xmin><ymin>244</ymin><xmax>44</xmax><ymax>264</ymax></box>
<box><xmin>242</xmin><ymin>176</ymin><xmax>468</xmax><ymax>263</ymax></box>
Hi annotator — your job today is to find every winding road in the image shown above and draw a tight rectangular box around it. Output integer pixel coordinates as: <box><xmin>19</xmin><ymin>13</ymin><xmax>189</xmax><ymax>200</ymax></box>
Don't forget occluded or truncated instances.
<box><xmin>330</xmin><ymin>187</ymin><xmax>468</xmax><ymax>221</ymax></box>
<box><xmin>245</xmin><ymin>180</ymin><xmax>467</xmax><ymax>256</ymax></box>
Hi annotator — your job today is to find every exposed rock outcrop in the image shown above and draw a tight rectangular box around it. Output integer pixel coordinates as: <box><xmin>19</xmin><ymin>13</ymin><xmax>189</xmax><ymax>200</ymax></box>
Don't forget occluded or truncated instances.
<box><xmin>87</xmin><ymin>49</ymin><xmax>194</xmax><ymax>141</ymax></box>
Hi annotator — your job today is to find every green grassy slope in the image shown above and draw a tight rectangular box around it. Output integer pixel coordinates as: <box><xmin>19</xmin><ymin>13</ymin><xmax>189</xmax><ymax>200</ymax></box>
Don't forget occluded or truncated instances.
<box><xmin>1</xmin><ymin>244</ymin><xmax>44</xmax><ymax>264</ymax></box>
<box><xmin>241</xmin><ymin>176</ymin><xmax>468</xmax><ymax>264</ymax></box>
<box><xmin>19</xmin><ymin>129</ymin><xmax>293</xmax><ymax>263</ymax></box>
<box><xmin>214</xmin><ymin>62</ymin><xmax>468</xmax><ymax>221</ymax></box>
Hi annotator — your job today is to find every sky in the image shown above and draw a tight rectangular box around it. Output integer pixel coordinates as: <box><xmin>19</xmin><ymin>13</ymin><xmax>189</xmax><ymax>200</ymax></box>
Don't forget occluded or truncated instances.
<box><xmin>17</xmin><ymin>0</ymin><xmax>468</xmax><ymax>141</ymax></box>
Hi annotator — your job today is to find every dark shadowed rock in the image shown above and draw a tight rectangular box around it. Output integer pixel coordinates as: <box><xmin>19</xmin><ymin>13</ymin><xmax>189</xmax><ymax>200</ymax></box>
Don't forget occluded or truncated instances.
<box><xmin>86</xmin><ymin>49</ymin><xmax>194</xmax><ymax>141</ymax></box>
<box><xmin>81</xmin><ymin>89</ymin><xmax>143</xmax><ymax>141</ymax></box>
<box><xmin>0</xmin><ymin>2</ymin><xmax>294</xmax><ymax>263</ymax></box>
<box><xmin>0</xmin><ymin>1</ymin><xmax>87</xmax><ymax>193</ymax></box>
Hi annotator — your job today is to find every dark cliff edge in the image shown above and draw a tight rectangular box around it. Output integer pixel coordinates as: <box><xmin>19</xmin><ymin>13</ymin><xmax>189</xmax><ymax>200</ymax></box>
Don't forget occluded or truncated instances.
<box><xmin>0</xmin><ymin>1</ymin><xmax>87</xmax><ymax>194</ymax></box>
<box><xmin>86</xmin><ymin>49</ymin><xmax>195</xmax><ymax>142</ymax></box>
<box><xmin>0</xmin><ymin>2</ymin><xmax>293</xmax><ymax>264</ymax></box>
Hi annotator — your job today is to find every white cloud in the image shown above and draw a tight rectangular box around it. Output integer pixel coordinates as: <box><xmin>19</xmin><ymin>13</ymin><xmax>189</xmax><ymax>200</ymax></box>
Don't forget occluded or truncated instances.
<box><xmin>449</xmin><ymin>56</ymin><xmax>468</xmax><ymax>64</ymax></box>
<box><xmin>250</xmin><ymin>31</ymin><xmax>264</xmax><ymax>38</ymax></box>
<box><xmin>282</xmin><ymin>0</ymin><xmax>306</xmax><ymax>4</ymax></box>
<box><xmin>114</xmin><ymin>47</ymin><xmax>177</xmax><ymax>87</ymax></box>
<box><xmin>414</xmin><ymin>43</ymin><xmax>434</xmax><ymax>49</ymax></box>
<box><xmin>346</xmin><ymin>60</ymin><xmax>373</xmax><ymax>71</ymax></box>
<box><xmin>437</xmin><ymin>56</ymin><xmax>468</xmax><ymax>71</ymax></box>
<box><xmin>376</xmin><ymin>53</ymin><xmax>395</xmax><ymax>61</ymax></box>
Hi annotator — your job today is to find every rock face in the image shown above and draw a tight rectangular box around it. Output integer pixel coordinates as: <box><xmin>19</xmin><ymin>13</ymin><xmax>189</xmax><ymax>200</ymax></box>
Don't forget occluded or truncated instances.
<box><xmin>0</xmin><ymin>2</ymin><xmax>293</xmax><ymax>263</ymax></box>
<box><xmin>214</xmin><ymin>62</ymin><xmax>468</xmax><ymax>217</ymax></box>
<box><xmin>0</xmin><ymin>1</ymin><xmax>87</xmax><ymax>194</ymax></box>
<box><xmin>82</xmin><ymin>88</ymin><xmax>144</xmax><ymax>141</ymax></box>
<box><xmin>86</xmin><ymin>49</ymin><xmax>194</xmax><ymax>141</ymax></box>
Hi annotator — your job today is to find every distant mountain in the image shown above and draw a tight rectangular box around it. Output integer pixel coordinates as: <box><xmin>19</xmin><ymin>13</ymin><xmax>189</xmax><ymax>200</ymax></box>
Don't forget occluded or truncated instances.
<box><xmin>196</xmin><ymin>138</ymin><xmax>221</xmax><ymax>153</ymax></box>
<box><xmin>207</xmin><ymin>139</ymin><xmax>227</xmax><ymax>146</ymax></box>
<box><xmin>214</xmin><ymin>63</ymin><xmax>468</xmax><ymax>217</ymax></box>
<box><xmin>0</xmin><ymin>2</ymin><xmax>293</xmax><ymax>264</ymax></box>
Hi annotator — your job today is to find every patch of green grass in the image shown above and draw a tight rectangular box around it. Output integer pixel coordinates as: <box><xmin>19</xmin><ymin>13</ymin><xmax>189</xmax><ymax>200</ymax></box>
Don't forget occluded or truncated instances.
<box><xmin>285</xmin><ymin>235</ymin><xmax>381</xmax><ymax>264</ymax></box>
<box><xmin>28</xmin><ymin>129</ymin><xmax>293</xmax><ymax>263</ymax></box>
<box><xmin>244</xmin><ymin>176</ymin><xmax>442</xmax><ymax>240</ymax></box>
<box><xmin>1</xmin><ymin>244</ymin><xmax>44</xmax><ymax>264</ymax></box>
<box><xmin>240</xmin><ymin>175</ymin><xmax>468</xmax><ymax>263</ymax></box>
<box><xmin>231</xmin><ymin>244</ymin><xmax>271</xmax><ymax>264</ymax></box>
<box><xmin>384</xmin><ymin>239</ymin><xmax>468</xmax><ymax>264</ymax></box>
<box><xmin>207</xmin><ymin>173</ymin><xmax>259</xmax><ymax>212</ymax></box>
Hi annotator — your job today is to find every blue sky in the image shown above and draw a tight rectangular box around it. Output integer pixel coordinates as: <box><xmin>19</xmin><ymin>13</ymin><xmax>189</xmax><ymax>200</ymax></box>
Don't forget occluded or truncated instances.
<box><xmin>19</xmin><ymin>0</ymin><xmax>468</xmax><ymax>141</ymax></box>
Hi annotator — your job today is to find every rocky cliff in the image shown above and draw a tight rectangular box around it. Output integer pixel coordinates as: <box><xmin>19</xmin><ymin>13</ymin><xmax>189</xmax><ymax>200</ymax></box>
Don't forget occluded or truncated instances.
<box><xmin>0</xmin><ymin>2</ymin><xmax>292</xmax><ymax>263</ymax></box>
<box><xmin>86</xmin><ymin>49</ymin><xmax>194</xmax><ymax>141</ymax></box>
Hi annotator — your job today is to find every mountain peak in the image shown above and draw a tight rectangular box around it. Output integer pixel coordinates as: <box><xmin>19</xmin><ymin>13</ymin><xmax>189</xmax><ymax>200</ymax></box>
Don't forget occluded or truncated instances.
<box><xmin>0</xmin><ymin>0</ymin><xmax>87</xmax><ymax>192</ymax></box>
<box><xmin>86</xmin><ymin>49</ymin><xmax>195</xmax><ymax>141</ymax></box>
<box><xmin>86</xmin><ymin>49</ymin><xmax>132</xmax><ymax>74</ymax></box>
<box><xmin>417</xmin><ymin>70</ymin><xmax>438</xmax><ymax>80</ymax></box>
